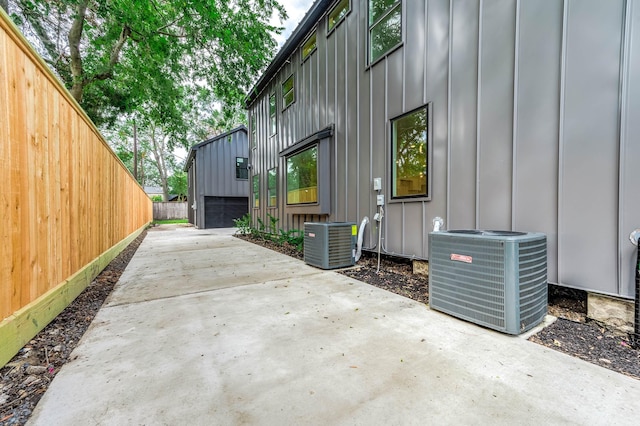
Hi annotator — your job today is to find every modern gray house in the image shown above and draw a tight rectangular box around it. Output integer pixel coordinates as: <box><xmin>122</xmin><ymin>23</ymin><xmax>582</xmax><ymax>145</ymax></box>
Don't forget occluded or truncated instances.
<box><xmin>244</xmin><ymin>0</ymin><xmax>640</xmax><ymax>305</ymax></box>
<box><xmin>185</xmin><ymin>126</ymin><xmax>249</xmax><ymax>228</ymax></box>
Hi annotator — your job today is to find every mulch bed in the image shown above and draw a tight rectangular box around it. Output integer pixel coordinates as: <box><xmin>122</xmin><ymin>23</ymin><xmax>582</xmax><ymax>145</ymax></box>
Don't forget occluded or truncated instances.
<box><xmin>0</xmin><ymin>231</ymin><xmax>146</xmax><ymax>426</ymax></box>
<box><xmin>1</xmin><ymin>230</ymin><xmax>638</xmax><ymax>425</ymax></box>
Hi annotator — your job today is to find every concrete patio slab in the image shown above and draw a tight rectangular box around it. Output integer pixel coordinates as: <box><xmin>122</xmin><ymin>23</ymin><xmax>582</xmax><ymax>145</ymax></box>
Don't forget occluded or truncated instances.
<box><xmin>28</xmin><ymin>226</ymin><xmax>640</xmax><ymax>425</ymax></box>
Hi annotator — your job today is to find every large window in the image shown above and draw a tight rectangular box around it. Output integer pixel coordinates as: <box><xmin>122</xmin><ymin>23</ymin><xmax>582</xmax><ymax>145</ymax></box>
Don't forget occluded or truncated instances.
<box><xmin>286</xmin><ymin>146</ymin><xmax>318</xmax><ymax>205</ymax></box>
<box><xmin>368</xmin><ymin>0</ymin><xmax>402</xmax><ymax>63</ymax></box>
<box><xmin>328</xmin><ymin>0</ymin><xmax>350</xmax><ymax>33</ymax></box>
<box><xmin>302</xmin><ymin>32</ymin><xmax>317</xmax><ymax>61</ymax></box>
<box><xmin>391</xmin><ymin>106</ymin><xmax>428</xmax><ymax>199</ymax></box>
<box><xmin>282</xmin><ymin>74</ymin><xmax>295</xmax><ymax>110</ymax></box>
<box><xmin>269</xmin><ymin>93</ymin><xmax>277</xmax><ymax>136</ymax></box>
<box><xmin>236</xmin><ymin>157</ymin><xmax>248</xmax><ymax>180</ymax></box>
<box><xmin>252</xmin><ymin>174</ymin><xmax>260</xmax><ymax>208</ymax></box>
<box><xmin>268</xmin><ymin>168</ymin><xmax>277</xmax><ymax>207</ymax></box>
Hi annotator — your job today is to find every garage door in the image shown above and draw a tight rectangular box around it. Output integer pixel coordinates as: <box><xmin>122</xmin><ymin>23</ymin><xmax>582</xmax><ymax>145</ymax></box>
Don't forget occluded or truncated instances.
<box><xmin>204</xmin><ymin>196</ymin><xmax>248</xmax><ymax>228</ymax></box>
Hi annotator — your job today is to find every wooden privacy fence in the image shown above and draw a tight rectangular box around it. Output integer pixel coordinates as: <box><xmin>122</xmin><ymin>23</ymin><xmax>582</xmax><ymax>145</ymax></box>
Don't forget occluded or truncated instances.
<box><xmin>0</xmin><ymin>10</ymin><xmax>152</xmax><ymax>366</ymax></box>
<box><xmin>153</xmin><ymin>202</ymin><xmax>188</xmax><ymax>220</ymax></box>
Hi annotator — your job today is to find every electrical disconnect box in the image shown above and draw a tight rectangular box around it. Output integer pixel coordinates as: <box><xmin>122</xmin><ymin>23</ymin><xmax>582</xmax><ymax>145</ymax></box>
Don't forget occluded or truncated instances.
<box><xmin>373</xmin><ymin>177</ymin><xmax>382</xmax><ymax>191</ymax></box>
<box><xmin>376</xmin><ymin>194</ymin><xmax>385</xmax><ymax>206</ymax></box>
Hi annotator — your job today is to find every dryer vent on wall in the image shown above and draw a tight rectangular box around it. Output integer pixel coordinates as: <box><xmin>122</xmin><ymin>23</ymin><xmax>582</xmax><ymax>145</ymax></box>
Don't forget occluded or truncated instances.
<box><xmin>304</xmin><ymin>222</ymin><xmax>356</xmax><ymax>269</ymax></box>
<box><xmin>428</xmin><ymin>230</ymin><xmax>548</xmax><ymax>335</ymax></box>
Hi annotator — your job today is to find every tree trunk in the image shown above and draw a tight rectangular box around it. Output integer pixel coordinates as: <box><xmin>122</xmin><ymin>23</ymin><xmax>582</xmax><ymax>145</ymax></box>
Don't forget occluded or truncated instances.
<box><xmin>68</xmin><ymin>0</ymin><xmax>90</xmax><ymax>103</ymax></box>
<box><xmin>149</xmin><ymin>125</ymin><xmax>170</xmax><ymax>201</ymax></box>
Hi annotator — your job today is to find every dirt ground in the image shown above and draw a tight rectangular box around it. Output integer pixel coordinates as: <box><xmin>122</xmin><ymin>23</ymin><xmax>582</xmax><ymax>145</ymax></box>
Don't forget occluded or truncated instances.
<box><xmin>1</xmin><ymin>230</ymin><xmax>638</xmax><ymax>425</ymax></box>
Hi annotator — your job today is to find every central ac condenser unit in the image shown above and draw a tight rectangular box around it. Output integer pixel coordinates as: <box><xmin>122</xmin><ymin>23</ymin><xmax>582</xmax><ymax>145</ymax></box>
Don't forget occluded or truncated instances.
<box><xmin>304</xmin><ymin>222</ymin><xmax>356</xmax><ymax>269</ymax></box>
<box><xmin>428</xmin><ymin>230</ymin><xmax>547</xmax><ymax>335</ymax></box>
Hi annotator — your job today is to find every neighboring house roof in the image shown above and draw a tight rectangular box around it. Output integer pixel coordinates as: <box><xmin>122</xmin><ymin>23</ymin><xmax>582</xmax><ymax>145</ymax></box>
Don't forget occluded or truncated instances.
<box><xmin>244</xmin><ymin>0</ymin><xmax>332</xmax><ymax>107</ymax></box>
<box><xmin>144</xmin><ymin>186</ymin><xmax>163</xmax><ymax>195</ymax></box>
<box><xmin>184</xmin><ymin>125</ymin><xmax>248</xmax><ymax>172</ymax></box>
<box><xmin>168</xmin><ymin>194</ymin><xmax>185</xmax><ymax>202</ymax></box>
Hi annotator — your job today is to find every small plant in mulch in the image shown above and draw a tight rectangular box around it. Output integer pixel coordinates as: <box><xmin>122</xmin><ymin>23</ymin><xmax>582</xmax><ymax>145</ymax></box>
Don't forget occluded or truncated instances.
<box><xmin>234</xmin><ymin>213</ymin><xmax>304</xmax><ymax>255</ymax></box>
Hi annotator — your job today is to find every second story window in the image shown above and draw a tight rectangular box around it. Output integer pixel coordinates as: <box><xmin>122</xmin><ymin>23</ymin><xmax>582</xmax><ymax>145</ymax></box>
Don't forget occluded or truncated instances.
<box><xmin>236</xmin><ymin>157</ymin><xmax>248</xmax><ymax>180</ymax></box>
<box><xmin>282</xmin><ymin>74</ymin><xmax>295</xmax><ymax>110</ymax></box>
<box><xmin>368</xmin><ymin>0</ymin><xmax>402</xmax><ymax>63</ymax></box>
<box><xmin>269</xmin><ymin>93</ymin><xmax>277</xmax><ymax>136</ymax></box>
<box><xmin>328</xmin><ymin>0</ymin><xmax>350</xmax><ymax>33</ymax></box>
<box><xmin>250</xmin><ymin>114</ymin><xmax>256</xmax><ymax>149</ymax></box>
<box><xmin>302</xmin><ymin>32</ymin><xmax>317</xmax><ymax>61</ymax></box>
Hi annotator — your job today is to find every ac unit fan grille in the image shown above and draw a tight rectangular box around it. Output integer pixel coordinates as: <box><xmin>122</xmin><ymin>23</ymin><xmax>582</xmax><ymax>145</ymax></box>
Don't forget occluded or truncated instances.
<box><xmin>327</xmin><ymin>227</ymin><xmax>353</xmax><ymax>268</ymax></box>
<box><xmin>429</xmin><ymin>238</ymin><xmax>506</xmax><ymax>330</ymax></box>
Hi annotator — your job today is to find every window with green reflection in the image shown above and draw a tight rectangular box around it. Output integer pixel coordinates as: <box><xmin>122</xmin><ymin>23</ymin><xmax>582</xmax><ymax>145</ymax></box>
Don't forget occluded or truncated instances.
<box><xmin>282</xmin><ymin>74</ymin><xmax>295</xmax><ymax>109</ymax></box>
<box><xmin>286</xmin><ymin>146</ymin><xmax>318</xmax><ymax>205</ymax></box>
<box><xmin>269</xmin><ymin>93</ymin><xmax>277</xmax><ymax>136</ymax></box>
<box><xmin>328</xmin><ymin>0</ymin><xmax>349</xmax><ymax>32</ymax></box>
<box><xmin>302</xmin><ymin>32</ymin><xmax>317</xmax><ymax>60</ymax></box>
<box><xmin>268</xmin><ymin>168</ymin><xmax>277</xmax><ymax>207</ymax></box>
<box><xmin>252</xmin><ymin>174</ymin><xmax>260</xmax><ymax>208</ymax></box>
<box><xmin>368</xmin><ymin>0</ymin><xmax>402</xmax><ymax>63</ymax></box>
<box><xmin>392</xmin><ymin>106</ymin><xmax>428</xmax><ymax>198</ymax></box>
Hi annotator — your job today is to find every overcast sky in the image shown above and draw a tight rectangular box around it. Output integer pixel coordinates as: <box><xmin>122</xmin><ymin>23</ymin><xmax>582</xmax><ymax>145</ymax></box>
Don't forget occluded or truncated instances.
<box><xmin>274</xmin><ymin>0</ymin><xmax>315</xmax><ymax>47</ymax></box>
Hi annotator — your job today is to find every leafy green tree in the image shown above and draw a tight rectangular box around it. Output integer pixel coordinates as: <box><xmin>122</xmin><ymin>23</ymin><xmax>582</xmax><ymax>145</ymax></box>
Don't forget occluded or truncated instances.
<box><xmin>8</xmin><ymin>0</ymin><xmax>286</xmax><ymax>126</ymax></box>
<box><xmin>168</xmin><ymin>171</ymin><xmax>187</xmax><ymax>202</ymax></box>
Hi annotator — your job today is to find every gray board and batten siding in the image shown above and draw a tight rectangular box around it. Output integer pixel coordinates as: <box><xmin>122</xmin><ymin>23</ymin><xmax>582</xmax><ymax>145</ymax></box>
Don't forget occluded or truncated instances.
<box><xmin>184</xmin><ymin>126</ymin><xmax>249</xmax><ymax>229</ymax></box>
<box><xmin>245</xmin><ymin>0</ymin><xmax>640</xmax><ymax>299</ymax></box>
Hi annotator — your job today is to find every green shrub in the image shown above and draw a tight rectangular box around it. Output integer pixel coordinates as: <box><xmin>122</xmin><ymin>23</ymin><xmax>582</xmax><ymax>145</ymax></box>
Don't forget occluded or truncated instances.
<box><xmin>233</xmin><ymin>213</ymin><xmax>252</xmax><ymax>235</ymax></box>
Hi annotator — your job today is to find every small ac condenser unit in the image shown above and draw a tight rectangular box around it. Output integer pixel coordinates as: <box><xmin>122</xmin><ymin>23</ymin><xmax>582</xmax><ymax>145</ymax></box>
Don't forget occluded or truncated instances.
<box><xmin>304</xmin><ymin>222</ymin><xmax>357</xmax><ymax>269</ymax></box>
<box><xmin>428</xmin><ymin>230</ymin><xmax>547</xmax><ymax>335</ymax></box>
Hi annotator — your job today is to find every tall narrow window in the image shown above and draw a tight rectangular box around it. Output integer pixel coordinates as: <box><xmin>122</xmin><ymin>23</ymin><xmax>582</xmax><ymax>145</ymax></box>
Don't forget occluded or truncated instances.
<box><xmin>282</xmin><ymin>74</ymin><xmax>295</xmax><ymax>110</ymax></box>
<box><xmin>250</xmin><ymin>114</ymin><xmax>256</xmax><ymax>149</ymax></box>
<box><xmin>268</xmin><ymin>168</ymin><xmax>277</xmax><ymax>207</ymax></box>
<box><xmin>236</xmin><ymin>157</ymin><xmax>248</xmax><ymax>180</ymax></box>
<box><xmin>391</xmin><ymin>106</ymin><xmax>428</xmax><ymax>199</ymax></box>
<box><xmin>252</xmin><ymin>174</ymin><xmax>260</xmax><ymax>208</ymax></box>
<box><xmin>286</xmin><ymin>146</ymin><xmax>318</xmax><ymax>205</ymax></box>
<box><xmin>269</xmin><ymin>93</ymin><xmax>277</xmax><ymax>136</ymax></box>
<box><xmin>328</xmin><ymin>0</ymin><xmax>350</xmax><ymax>32</ymax></box>
<box><xmin>302</xmin><ymin>32</ymin><xmax>317</xmax><ymax>61</ymax></box>
<box><xmin>368</xmin><ymin>0</ymin><xmax>402</xmax><ymax>63</ymax></box>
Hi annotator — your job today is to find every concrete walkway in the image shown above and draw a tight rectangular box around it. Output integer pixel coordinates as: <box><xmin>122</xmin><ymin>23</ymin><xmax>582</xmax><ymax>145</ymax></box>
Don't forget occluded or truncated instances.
<box><xmin>29</xmin><ymin>225</ymin><xmax>640</xmax><ymax>425</ymax></box>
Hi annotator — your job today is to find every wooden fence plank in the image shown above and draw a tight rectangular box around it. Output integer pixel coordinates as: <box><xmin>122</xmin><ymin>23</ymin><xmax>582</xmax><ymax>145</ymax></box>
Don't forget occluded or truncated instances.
<box><xmin>0</xmin><ymin>28</ymin><xmax>11</xmax><ymax>319</ymax></box>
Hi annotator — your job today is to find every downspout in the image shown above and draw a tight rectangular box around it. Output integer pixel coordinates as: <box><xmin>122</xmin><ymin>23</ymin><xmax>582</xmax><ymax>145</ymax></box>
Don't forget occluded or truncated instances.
<box><xmin>631</xmin><ymin>229</ymin><xmax>640</xmax><ymax>348</ymax></box>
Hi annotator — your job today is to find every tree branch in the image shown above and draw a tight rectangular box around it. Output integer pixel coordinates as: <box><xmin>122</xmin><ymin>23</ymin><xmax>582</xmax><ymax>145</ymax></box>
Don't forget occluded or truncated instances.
<box><xmin>15</xmin><ymin>0</ymin><xmax>61</xmax><ymax>65</ymax></box>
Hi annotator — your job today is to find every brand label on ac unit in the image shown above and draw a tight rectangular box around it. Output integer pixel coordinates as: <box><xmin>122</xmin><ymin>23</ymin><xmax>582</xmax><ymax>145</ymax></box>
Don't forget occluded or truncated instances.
<box><xmin>450</xmin><ymin>253</ymin><xmax>472</xmax><ymax>263</ymax></box>
<box><xmin>308</xmin><ymin>233</ymin><xmax>315</xmax><ymax>238</ymax></box>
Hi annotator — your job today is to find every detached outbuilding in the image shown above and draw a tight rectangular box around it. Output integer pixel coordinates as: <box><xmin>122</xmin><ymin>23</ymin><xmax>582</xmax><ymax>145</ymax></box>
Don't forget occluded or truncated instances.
<box><xmin>244</xmin><ymin>0</ymin><xmax>640</xmax><ymax>309</ymax></box>
<box><xmin>185</xmin><ymin>126</ymin><xmax>249</xmax><ymax>228</ymax></box>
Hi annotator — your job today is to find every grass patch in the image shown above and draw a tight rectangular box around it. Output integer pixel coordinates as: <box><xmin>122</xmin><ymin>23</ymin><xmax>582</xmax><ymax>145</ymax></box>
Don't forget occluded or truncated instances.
<box><xmin>152</xmin><ymin>219</ymin><xmax>189</xmax><ymax>225</ymax></box>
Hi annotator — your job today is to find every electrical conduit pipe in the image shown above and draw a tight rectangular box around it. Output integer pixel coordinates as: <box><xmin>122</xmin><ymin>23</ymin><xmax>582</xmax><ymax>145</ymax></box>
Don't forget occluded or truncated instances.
<box><xmin>355</xmin><ymin>216</ymin><xmax>369</xmax><ymax>262</ymax></box>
